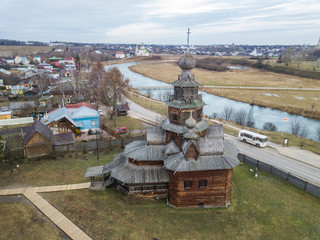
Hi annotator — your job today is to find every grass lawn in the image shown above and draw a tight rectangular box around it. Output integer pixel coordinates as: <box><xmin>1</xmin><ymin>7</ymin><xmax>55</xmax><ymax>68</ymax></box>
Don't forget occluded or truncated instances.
<box><xmin>41</xmin><ymin>163</ymin><xmax>320</xmax><ymax>240</ymax></box>
<box><xmin>0</xmin><ymin>150</ymin><xmax>120</xmax><ymax>188</ymax></box>
<box><xmin>101</xmin><ymin>114</ymin><xmax>148</xmax><ymax>132</ymax></box>
<box><xmin>0</xmin><ymin>202</ymin><xmax>63</xmax><ymax>240</ymax></box>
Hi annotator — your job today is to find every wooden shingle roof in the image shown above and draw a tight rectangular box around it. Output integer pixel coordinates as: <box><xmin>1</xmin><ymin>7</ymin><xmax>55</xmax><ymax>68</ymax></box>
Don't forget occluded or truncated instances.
<box><xmin>23</xmin><ymin>120</ymin><xmax>53</xmax><ymax>146</ymax></box>
<box><xmin>146</xmin><ymin>126</ymin><xmax>166</xmax><ymax>145</ymax></box>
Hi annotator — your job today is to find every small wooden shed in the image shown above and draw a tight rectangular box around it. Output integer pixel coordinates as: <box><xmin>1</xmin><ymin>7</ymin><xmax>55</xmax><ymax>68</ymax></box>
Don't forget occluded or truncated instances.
<box><xmin>23</xmin><ymin>120</ymin><xmax>54</xmax><ymax>158</ymax></box>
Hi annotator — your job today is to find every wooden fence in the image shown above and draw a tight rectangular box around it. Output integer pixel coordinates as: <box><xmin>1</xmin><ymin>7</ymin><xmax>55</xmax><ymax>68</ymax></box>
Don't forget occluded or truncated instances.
<box><xmin>6</xmin><ymin>135</ymin><xmax>146</xmax><ymax>161</ymax></box>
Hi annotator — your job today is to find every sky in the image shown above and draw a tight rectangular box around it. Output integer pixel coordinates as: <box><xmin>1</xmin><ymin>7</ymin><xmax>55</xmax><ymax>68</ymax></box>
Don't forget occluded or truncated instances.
<box><xmin>0</xmin><ymin>0</ymin><xmax>319</xmax><ymax>45</ymax></box>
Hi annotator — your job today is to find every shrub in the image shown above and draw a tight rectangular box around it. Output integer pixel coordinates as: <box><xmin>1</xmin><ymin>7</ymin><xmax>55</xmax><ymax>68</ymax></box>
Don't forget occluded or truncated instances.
<box><xmin>263</xmin><ymin>122</ymin><xmax>278</xmax><ymax>131</ymax></box>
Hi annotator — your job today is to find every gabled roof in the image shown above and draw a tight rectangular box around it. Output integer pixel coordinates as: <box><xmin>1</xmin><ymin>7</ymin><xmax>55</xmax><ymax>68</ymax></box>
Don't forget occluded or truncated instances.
<box><xmin>23</xmin><ymin>120</ymin><xmax>53</xmax><ymax>146</ymax></box>
<box><xmin>69</xmin><ymin>106</ymin><xmax>99</xmax><ymax>119</ymax></box>
<box><xmin>66</xmin><ymin>102</ymin><xmax>96</xmax><ymax>110</ymax></box>
<box><xmin>116</xmin><ymin>103</ymin><xmax>130</xmax><ymax>112</ymax></box>
<box><xmin>122</xmin><ymin>140</ymin><xmax>166</xmax><ymax>161</ymax></box>
<box><xmin>205</xmin><ymin>124</ymin><xmax>224</xmax><ymax>138</ymax></box>
<box><xmin>194</xmin><ymin>137</ymin><xmax>224</xmax><ymax>155</ymax></box>
<box><xmin>164</xmin><ymin>141</ymin><xmax>180</xmax><ymax>156</ymax></box>
<box><xmin>146</xmin><ymin>126</ymin><xmax>166</xmax><ymax>145</ymax></box>
<box><xmin>10</xmin><ymin>101</ymin><xmax>35</xmax><ymax>110</ymax></box>
<box><xmin>111</xmin><ymin>163</ymin><xmax>168</xmax><ymax>184</ymax></box>
<box><xmin>54</xmin><ymin>132</ymin><xmax>75</xmax><ymax>146</ymax></box>
<box><xmin>42</xmin><ymin>107</ymin><xmax>81</xmax><ymax>127</ymax></box>
<box><xmin>161</xmin><ymin>118</ymin><xmax>188</xmax><ymax>134</ymax></box>
<box><xmin>164</xmin><ymin>140</ymin><xmax>239</xmax><ymax>172</ymax></box>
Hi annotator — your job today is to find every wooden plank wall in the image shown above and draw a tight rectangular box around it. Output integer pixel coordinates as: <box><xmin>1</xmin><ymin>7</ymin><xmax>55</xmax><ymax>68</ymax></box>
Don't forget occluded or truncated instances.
<box><xmin>168</xmin><ymin>169</ymin><xmax>233</xmax><ymax>208</ymax></box>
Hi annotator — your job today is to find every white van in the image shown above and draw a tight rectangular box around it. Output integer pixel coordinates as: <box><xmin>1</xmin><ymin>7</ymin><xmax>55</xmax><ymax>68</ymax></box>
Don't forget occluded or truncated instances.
<box><xmin>238</xmin><ymin>130</ymin><xmax>268</xmax><ymax>148</ymax></box>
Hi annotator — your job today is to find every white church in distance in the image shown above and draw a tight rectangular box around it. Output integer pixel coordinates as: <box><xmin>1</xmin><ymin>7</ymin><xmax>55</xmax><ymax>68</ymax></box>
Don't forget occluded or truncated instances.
<box><xmin>135</xmin><ymin>43</ymin><xmax>149</xmax><ymax>57</ymax></box>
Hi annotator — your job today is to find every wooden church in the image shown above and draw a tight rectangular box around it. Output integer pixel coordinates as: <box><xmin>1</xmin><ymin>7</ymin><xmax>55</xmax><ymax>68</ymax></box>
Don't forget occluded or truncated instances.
<box><xmin>86</xmin><ymin>51</ymin><xmax>239</xmax><ymax>208</ymax></box>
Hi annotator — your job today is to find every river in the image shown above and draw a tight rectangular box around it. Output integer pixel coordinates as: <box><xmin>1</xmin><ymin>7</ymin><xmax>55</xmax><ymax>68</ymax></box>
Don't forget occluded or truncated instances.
<box><xmin>106</xmin><ymin>62</ymin><xmax>320</xmax><ymax>142</ymax></box>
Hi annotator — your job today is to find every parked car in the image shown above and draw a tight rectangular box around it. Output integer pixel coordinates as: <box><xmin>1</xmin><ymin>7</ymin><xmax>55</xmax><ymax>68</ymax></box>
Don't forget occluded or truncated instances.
<box><xmin>114</xmin><ymin>127</ymin><xmax>128</xmax><ymax>134</ymax></box>
<box><xmin>98</xmin><ymin>109</ymin><xmax>103</xmax><ymax>116</ymax></box>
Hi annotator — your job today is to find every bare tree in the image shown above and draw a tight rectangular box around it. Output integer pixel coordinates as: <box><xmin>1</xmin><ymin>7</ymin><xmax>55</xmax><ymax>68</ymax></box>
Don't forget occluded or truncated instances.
<box><xmin>234</xmin><ymin>109</ymin><xmax>247</xmax><ymax>126</ymax></box>
<box><xmin>89</xmin><ymin>62</ymin><xmax>105</xmax><ymax>95</ymax></box>
<box><xmin>163</xmin><ymin>90</ymin><xmax>172</xmax><ymax>102</ymax></box>
<box><xmin>263</xmin><ymin>122</ymin><xmax>277</xmax><ymax>131</ymax></box>
<box><xmin>282</xmin><ymin>47</ymin><xmax>296</xmax><ymax>66</ymax></box>
<box><xmin>211</xmin><ymin>112</ymin><xmax>219</xmax><ymax>119</ymax></box>
<box><xmin>157</xmin><ymin>91</ymin><xmax>164</xmax><ymax>102</ymax></box>
<box><xmin>299</xmin><ymin>125</ymin><xmax>309</xmax><ymax>138</ymax></box>
<box><xmin>246</xmin><ymin>109</ymin><xmax>255</xmax><ymax>128</ymax></box>
<box><xmin>98</xmin><ymin>67</ymin><xmax>130</xmax><ymax>126</ymax></box>
<box><xmin>290</xmin><ymin>119</ymin><xmax>307</xmax><ymax>137</ymax></box>
<box><xmin>146</xmin><ymin>89</ymin><xmax>153</xmax><ymax>98</ymax></box>
<box><xmin>221</xmin><ymin>106</ymin><xmax>234</xmax><ymax>121</ymax></box>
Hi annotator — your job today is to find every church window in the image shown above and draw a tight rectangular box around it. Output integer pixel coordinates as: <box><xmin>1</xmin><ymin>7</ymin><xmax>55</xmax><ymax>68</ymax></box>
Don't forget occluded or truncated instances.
<box><xmin>184</xmin><ymin>180</ymin><xmax>193</xmax><ymax>189</ymax></box>
<box><xmin>199</xmin><ymin>180</ymin><xmax>207</xmax><ymax>188</ymax></box>
<box><xmin>197</xmin><ymin>111</ymin><xmax>201</xmax><ymax>119</ymax></box>
<box><xmin>170</xmin><ymin>134</ymin><xmax>175</xmax><ymax>141</ymax></box>
<box><xmin>173</xmin><ymin>114</ymin><xmax>177</xmax><ymax>121</ymax></box>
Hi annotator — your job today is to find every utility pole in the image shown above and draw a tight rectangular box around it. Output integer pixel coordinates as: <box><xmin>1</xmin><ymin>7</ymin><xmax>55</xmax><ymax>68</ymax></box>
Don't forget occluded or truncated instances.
<box><xmin>96</xmin><ymin>129</ymin><xmax>99</xmax><ymax>160</ymax></box>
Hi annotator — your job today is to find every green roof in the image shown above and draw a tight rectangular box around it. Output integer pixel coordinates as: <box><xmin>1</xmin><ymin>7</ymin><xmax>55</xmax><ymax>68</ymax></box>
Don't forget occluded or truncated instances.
<box><xmin>49</xmin><ymin>56</ymin><xmax>63</xmax><ymax>60</ymax></box>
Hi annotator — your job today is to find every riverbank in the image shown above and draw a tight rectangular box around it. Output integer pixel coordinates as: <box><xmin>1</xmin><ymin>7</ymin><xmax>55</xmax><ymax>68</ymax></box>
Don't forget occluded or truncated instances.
<box><xmin>129</xmin><ymin>62</ymin><xmax>320</xmax><ymax>120</ymax></box>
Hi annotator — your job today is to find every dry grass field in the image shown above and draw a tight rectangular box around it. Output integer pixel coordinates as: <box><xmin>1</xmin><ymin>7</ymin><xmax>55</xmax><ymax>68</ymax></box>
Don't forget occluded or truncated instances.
<box><xmin>0</xmin><ymin>46</ymin><xmax>51</xmax><ymax>57</ymax></box>
<box><xmin>205</xmin><ymin>88</ymin><xmax>320</xmax><ymax>118</ymax></box>
<box><xmin>130</xmin><ymin>61</ymin><xmax>320</xmax><ymax>88</ymax></box>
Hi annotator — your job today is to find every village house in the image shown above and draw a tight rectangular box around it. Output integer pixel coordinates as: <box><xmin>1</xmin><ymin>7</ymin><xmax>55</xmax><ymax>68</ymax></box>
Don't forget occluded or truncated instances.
<box><xmin>10</xmin><ymin>101</ymin><xmax>35</xmax><ymax>116</ymax></box>
<box><xmin>85</xmin><ymin>51</ymin><xmax>239</xmax><ymax>208</ymax></box>
<box><xmin>115</xmin><ymin>51</ymin><xmax>125</xmax><ymax>59</ymax></box>
<box><xmin>0</xmin><ymin>110</ymin><xmax>12</xmax><ymax>119</ymax></box>
<box><xmin>42</xmin><ymin>107</ymin><xmax>81</xmax><ymax>135</ymax></box>
<box><xmin>14</xmin><ymin>56</ymin><xmax>29</xmax><ymax>65</ymax></box>
<box><xmin>42</xmin><ymin>103</ymin><xmax>99</xmax><ymax>135</ymax></box>
<box><xmin>23</xmin><ymin>120</ymin><xmax>54</xmax><ymax>159</ymax></box>
<box><xmin>116</xmin><ymin>103</ymin><xmax>130</xmax><ymax>116</ymax></box>
<box><xmin>33</xmin><ymin>55</ymin><xmax>41</xmax><ymax>64</ymax></box>
<box><xmin>23</xmin><ymin>119</ymin><xmax>75</xmax><ymax>158</ymax></box>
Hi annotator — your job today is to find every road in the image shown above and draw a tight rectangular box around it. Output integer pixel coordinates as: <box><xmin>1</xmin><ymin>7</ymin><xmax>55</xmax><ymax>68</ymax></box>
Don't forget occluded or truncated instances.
<box><xmin>126</xmin><ymin>95</ymin><xmax>320</xmax><ymax>186</ymax></box>
<box><xmin>225</xmin><ymin>134</ymin><xmax>320</xmax><ymax>186</ymax></box>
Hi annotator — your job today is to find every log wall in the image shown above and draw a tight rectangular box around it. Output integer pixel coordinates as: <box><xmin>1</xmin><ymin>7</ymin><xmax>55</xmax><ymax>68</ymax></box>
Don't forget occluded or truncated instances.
<box><xmin>168</xmin><ymin>169</ymin><xmax>233</xmax><ymax>208</ymax></box>
<box><xmin>168</xmin><ymin>107</ymin><xmax>203</xmax><ymax>126</ymax></box>
<box><xmin>24</xmin><ymin>132</ymin><xmax>53</xmax><ymax>158</ymax></box>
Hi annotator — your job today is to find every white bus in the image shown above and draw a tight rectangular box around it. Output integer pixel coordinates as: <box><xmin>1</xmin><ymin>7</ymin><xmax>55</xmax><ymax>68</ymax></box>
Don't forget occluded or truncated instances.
<box><xmin>238</xmin><ymin>130</ymin><xmax>268</xmax><ymax>148</ymax></box>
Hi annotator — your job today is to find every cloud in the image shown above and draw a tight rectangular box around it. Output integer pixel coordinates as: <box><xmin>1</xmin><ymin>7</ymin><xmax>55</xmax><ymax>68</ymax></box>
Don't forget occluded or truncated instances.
<box><xmin>106</xmin><ymin>23</ymin><xmax>184</xmax><ymax>44</ymax></box>
<box><xmin>136</xmin><ymin>0</ymin><xmax>233</xmax><ymax>18</ymax></box>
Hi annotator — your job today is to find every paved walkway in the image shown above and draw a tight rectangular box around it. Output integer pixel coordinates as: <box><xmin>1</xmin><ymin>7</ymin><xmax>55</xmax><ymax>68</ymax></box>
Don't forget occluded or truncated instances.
<box><xmin>0</xmin><ymin>182</ymin><xmax>92</xmax><ymax>240</ymax></box>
